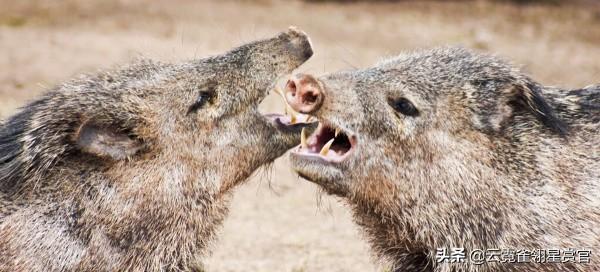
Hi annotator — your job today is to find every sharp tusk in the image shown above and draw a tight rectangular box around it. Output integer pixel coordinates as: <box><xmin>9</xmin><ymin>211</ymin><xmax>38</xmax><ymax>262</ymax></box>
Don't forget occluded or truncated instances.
<box><xmin>301</xmin><ymin>127</ymin><xmax>307</xmax><ymax>149</ymax></box>
<box><xmin>286</xmin><ymin>103</ymin><xmax>297</xmax><ymax>124</ymax></box>
<box><xmin>335</xmin><ymin>128</ymin><xmax>340</xmax><ymax>138</ymax></box>
<box><xmin>277</xmin><ymin>86</ymin><xmax>307</xmax><ymax>124</ymax></box>
<box><xmin>274</xmin><ymin>87</ymin><xmax>284</xmax><ymax>98</ymax></box>
<box><xmin>277</xmin><ymin>86</ymin><xmax>290</xmax><ymax>114</ymax></box>
<box><xmin>290</xmin><ymin>112</ymin><xmax>297</xmax><ymax>124</ymax></box>
<box><xmin>320</xmin><ymin>138</ymin><xmax>335</xmax><ymax>156</ymax></box>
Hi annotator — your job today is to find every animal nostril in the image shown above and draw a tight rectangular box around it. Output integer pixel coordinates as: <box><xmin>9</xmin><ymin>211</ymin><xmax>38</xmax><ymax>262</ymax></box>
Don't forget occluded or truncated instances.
<box><xmin>287</xmin><ymin>80</ymin><xmax>297</xmax><ymax>96</ymax></box>
<box><xmin>284</xmin><ymin>74</ymin><xmax>324</xmax><ymax>114</ymax></box>
<box><xmin>303</xmin><ymin>90</ymin><xmax>318</xmax><ymax>104</ymax></box>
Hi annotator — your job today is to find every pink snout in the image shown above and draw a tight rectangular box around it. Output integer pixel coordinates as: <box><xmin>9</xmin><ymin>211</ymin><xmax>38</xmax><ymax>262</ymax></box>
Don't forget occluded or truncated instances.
<box><xmin>284</xmin><ymin>74</ymin><xmax>324</xmax><ymax>114</ymax></box>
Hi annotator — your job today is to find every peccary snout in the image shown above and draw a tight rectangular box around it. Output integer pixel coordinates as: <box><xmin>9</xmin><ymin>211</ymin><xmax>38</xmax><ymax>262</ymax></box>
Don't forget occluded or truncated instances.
<box><xmin>285</xmin><ymin>73</ymin><xmax>324</xmax><ymax>114</ymax></box>
<box><xmin>0</xmin><ymin>27</ymin><xmax>315</xmax><ymax>271</ymax></box>
<box><xmin>288</xmin><ymin>47</ymin><xmax>600</xmax><ymax>272</ymax></box>
<box><xmin>285</xmin><ymin>26</ymin><xmax>314</xmax><ymax>63</ymax></box>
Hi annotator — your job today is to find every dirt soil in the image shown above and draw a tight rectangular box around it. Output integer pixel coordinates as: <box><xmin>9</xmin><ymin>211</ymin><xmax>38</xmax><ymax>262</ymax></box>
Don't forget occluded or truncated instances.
<box><xmin>1</xmin><ymin>0</ymin><xmax>599</xmax><ymax>271</ymax></box>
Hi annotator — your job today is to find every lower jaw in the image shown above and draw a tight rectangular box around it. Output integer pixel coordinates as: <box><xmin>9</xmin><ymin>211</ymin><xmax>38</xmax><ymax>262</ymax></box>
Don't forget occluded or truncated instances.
<box><xmin>290</xmin><ymin>155</ymin><xmax>349</xmax><ymax>196</ymax></box>
<box><xmin>290</xmin><ymin>152</ymin><xmax>346</xmax><ymax>179</ymax></box>
<box><xmin>290</xmin><ymin>151</ymin><xmax>337</xmax><ymax>166</ymax></box>
<box><xmin>263</xmin><ymin>113</ymin><xmax>317</xmax><ymax>134</ymax></box>
<box><xmin>291</xmin><ymin>146</ymin><xmax>354</xmax><ymax>164</ymax></box>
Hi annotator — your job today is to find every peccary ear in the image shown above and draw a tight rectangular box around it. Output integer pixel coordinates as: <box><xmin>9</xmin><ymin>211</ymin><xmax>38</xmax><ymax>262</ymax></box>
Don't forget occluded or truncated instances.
<box><xmin>75</xmin><ymin>122</ymin><xmax>144</xmax><ymax>160</ymax></box>
<box><xmin>506</xmin><ymin>80</ymin><xmax>568</xmax><ymax>136</ymax></box>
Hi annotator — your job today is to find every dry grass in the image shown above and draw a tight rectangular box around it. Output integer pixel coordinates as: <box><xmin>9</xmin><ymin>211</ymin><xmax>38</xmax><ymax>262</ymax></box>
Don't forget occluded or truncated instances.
<box><xmin>1</xmin><ymin>0</ymin><xmax>599</xmax><ymax>271</ymax></box>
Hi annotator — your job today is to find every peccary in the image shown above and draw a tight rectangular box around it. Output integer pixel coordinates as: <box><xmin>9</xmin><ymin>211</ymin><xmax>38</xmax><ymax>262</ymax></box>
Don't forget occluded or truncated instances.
<box><xmin>0</xmin><ymin>27</ymin><xmax>314</xmax><ymax>272</ymax></box>
<box><xmin>285</xmin><ymin>47</ymin><xmax>599</xmax><ymax>271</ymax></box>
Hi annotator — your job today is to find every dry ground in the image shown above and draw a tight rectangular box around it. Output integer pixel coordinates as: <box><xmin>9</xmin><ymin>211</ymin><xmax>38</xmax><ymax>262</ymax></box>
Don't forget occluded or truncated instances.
<box><xmin>1</xmin><ymin>0</ymin><xmax>599</xmax><ymax>271</ymax></box>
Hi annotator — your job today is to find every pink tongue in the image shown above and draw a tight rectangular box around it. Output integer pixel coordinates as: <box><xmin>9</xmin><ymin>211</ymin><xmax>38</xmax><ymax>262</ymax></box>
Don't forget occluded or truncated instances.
<box><xmin>310</xmin><ymin>145</ymin><xmax>320</xmax><ymax>153</ymax></box>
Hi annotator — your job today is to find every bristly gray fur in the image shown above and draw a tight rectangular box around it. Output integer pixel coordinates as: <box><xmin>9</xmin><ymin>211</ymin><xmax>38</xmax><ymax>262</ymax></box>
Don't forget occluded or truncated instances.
<box><xmin>291</xmin><ymin>47</ymin><xmax>599</xmax><ymax>272</ymax></box>
<box><xmin>0</xmin><ymin>28</ymin><xmax>313</xmax><ymax>271</ymax></box>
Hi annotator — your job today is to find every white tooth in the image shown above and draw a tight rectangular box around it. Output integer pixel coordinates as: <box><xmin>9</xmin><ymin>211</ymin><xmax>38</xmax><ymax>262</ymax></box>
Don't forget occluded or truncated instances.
<box><xmin>276</xmin><ymin>86</ymin><xmax>308</xmax><ymax>124</ymax></box>
<box><xmin>274</xmin><ymin>87</ymin><xmax>284</xmax><ymax>98</ymax></box>
<box><xmin>286</xmin><ymin>103</ymin><xmax>297</xmax><ymax>124</ymax></box>
<box><xmin>297</xmin><ymin>113</ymin><xmax>304</xmax><ymax>122</ymax></box>
<box><xmin>301</xmin><ymin>127</ymin><xmax>307</xmax><ymax>149</ymax></box>
<box><xmin>335</xmin><ymin>128</ymin><xmax>340</xmax><ymax>137</ymax></box>
<box><xmin>320</xmin><ymin>138</ymin><xmax>335</xmax><ymax>156</ymax></box>
<box><xmin>277</xmin><ymin>86</ymin><xmax>291</xmax><ymax>115</ymax></box>
<box><xmin>290</xmin><ymin>112</ymin><xmax>297</xmax><ymax>124</ymax></box>
<box><xmin>306</xmin><ymin>115</ymin><xmax>313</xmax><ymax>122</ymax></box>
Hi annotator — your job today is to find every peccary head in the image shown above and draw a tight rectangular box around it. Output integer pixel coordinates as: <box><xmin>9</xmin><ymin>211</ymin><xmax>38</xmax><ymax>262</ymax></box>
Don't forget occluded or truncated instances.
<box><xmin>285</xmin><ymin>48</ymin><xmax>599</xmax><ymax>271</ymax></box>
<box><xmin>287</xmin><ymin>47</ymin><xmax>566</xmax><ymax>195</ymax></box>
<box><xmin>0</xmin><ymin>27</ymin><xmax>314</xmax><ymax>271</ymax></box>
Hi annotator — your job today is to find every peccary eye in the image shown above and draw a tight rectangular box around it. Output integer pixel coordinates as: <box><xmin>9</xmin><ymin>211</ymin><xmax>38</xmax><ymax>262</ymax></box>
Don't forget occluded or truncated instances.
<box><xmin>187</xmin><ymin>90</ymin><xmax>215</xmax><ymax>115</ymax></box>
<box><xmin>389</xmin><ymin>97</ymin><xmax>419</xmax><ymax>117</ymax></box>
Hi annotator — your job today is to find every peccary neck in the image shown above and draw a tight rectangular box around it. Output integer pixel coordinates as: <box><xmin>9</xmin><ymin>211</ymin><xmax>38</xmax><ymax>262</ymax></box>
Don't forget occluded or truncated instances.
<box><xmin>50</xmin><ymin>158</ymin><xmax>232</xmax><ymax>270</ymax></box>
<box><xmin>350</xmin><ymin>112</ymin><xmax>600</xmax><ymax>271</ymax></box>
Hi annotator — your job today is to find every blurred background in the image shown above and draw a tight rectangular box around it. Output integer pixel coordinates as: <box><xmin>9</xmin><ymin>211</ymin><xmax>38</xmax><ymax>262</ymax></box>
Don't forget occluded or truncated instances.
<box><xmin>1</xmin><ymin>0</ymin><xmax>599</xmax><ymax>271</ymax></box>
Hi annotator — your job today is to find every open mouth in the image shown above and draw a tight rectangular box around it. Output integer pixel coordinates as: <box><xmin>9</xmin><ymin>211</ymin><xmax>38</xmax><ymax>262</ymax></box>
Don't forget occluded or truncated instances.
<box><xmin>263</xmin><ymin>113</ymin><xmax>313</xmax><ymax>132</ymax></box>
<box><xmin>263</xmin><ymin>86</ymin><xmax>316</xmax><ymax>130</ymax></box>
<box><xmin>293</xmin><ymin>122</ymin><xmax>356</xmax><ymax>163</ymax></box>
